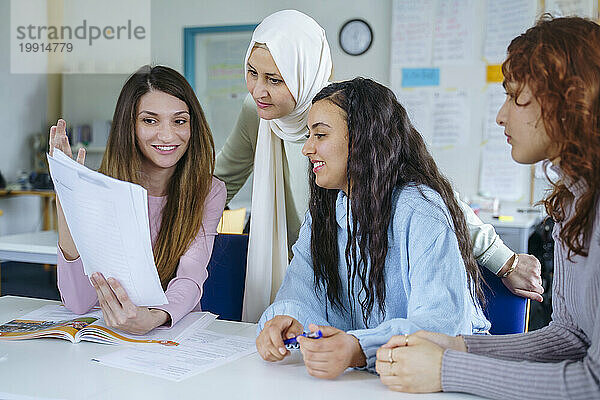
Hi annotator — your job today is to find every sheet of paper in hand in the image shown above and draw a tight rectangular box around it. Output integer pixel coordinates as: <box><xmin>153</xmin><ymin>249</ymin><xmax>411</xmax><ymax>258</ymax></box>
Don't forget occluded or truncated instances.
<box><xmin>48</xmin><ymin>149</ymin><xmax>167</xmax><ymax>306</ymax></box>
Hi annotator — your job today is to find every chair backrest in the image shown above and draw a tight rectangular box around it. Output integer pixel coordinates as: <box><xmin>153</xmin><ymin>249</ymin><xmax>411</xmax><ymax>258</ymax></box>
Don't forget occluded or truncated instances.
<box><xmin>217</xmin><ymin>208</ymin><xmax>246</xmax><ymax>234</ymax></box>
<box><xmin>481</xmin><ymin>267</ymin><xmax>530</xmax><ymax>334</ymax></box>
<box><xmin>200</xmin><ymin>233</ymin><xmax>249</xmax><ymax>321</ymax></box>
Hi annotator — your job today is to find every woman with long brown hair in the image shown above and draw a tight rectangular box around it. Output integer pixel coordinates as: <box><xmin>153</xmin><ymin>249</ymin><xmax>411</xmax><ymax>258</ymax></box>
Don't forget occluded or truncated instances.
<box><xmin>51</xmin><ymin>65</ymin><xmax>225</xmax><ymax>334</ymax></box>
<box><xmin>255</xmin><ymin>77</ymin><xmax>490</xmax><ymax>379</ymax></box>
<box><xmin>376</xmin><ymin>16</ymin><xmax>600</xmax><ymax>398</ymax></box>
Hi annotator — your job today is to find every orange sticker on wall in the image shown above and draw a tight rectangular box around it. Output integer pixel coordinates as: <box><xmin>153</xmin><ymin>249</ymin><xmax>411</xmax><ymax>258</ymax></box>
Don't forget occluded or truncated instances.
<box><xmin>486</xmin><ymin>64</ymin><xmax>503</xmax><ymax>83</ymax></box>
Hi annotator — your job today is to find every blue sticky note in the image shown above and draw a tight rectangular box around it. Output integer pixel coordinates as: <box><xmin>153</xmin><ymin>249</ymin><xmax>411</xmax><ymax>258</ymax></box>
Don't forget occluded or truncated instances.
<box><xmin>401</xmin><ymin>68</ymin><xmax>440</xmax><ymax>88</ymax></box>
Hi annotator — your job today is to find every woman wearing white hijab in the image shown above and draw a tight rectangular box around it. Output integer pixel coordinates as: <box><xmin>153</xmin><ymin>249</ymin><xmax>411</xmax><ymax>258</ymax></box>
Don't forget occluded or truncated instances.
<box><xmin>215</xmin><ymin>10</ymin><xmax>543</xmax><ymax>322</ymax></box>
<box><xmin>216</xmin><ymin>10</ymin><xmax>332</xmax><ymax>322</ymax></box>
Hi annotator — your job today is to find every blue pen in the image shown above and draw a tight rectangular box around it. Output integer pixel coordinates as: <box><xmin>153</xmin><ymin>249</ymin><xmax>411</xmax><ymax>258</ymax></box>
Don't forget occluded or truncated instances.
<box><xmin>284</xmin><ymin>330</ymin><xmax>323</xmax><ymax>350</ymax></box>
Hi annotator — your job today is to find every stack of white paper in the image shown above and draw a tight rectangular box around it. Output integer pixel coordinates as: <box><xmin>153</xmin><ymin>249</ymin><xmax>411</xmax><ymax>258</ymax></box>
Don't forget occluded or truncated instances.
<box><xmin>96</xmin><ymin>329</ymin><xmax>257</xmax><ymax>381</ymax></box>
<box><xmin>47</xmin><ymin>149</ymin><xmax>168</xmax><ymax>306</ymax></box>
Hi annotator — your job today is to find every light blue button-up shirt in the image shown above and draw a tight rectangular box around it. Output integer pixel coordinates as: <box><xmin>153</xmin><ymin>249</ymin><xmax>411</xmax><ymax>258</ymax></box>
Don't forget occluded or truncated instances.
<box><xmin>258</xmin><ymin>184</ymin><xmax>490</xmax><ymax>370</ymax></box>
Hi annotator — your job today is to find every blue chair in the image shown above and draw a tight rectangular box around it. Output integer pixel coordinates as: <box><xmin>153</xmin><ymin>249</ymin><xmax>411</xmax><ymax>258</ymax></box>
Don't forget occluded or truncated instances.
<box><xmin>481</xmin><ymin>267</ymin><xmax>530</xmax><ymax>334</ymax></box>
<box><xmin>200</xmin><ymin>233</ymin><xmax>248</xmax><ymax>321</ymax></box>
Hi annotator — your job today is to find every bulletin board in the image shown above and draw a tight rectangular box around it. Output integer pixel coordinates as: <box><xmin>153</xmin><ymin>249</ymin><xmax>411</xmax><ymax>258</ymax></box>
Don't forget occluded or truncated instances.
<box><xmin>389</xmin><ymin>0</ymin><xmax>599</xmax><ymax>203</ymax></box>
<box><xmin>183</xmin><ymin>24</ymin><xmax>257</xmax><ymax>210</ymax></box>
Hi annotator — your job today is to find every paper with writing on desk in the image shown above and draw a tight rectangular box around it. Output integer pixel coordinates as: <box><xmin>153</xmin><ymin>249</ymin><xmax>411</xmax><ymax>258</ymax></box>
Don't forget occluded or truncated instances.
<box><xmin>96</xmin><ymin>329</ymin><xmax>257</xmax><ymax>381</ymax></box>
<box><xmin>47</xmin><ymin>149</ymin><xmax>167</xmax><ymax>306</ymax></box>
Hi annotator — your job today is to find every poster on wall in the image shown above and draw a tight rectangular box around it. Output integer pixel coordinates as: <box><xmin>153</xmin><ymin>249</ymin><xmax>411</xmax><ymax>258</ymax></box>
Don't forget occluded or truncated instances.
<box><xmin>396</xmin><ymin>89</ymin><xmax>434</xmax><ymax>143</ymax></box>
<box><xmin>433</xmin><ymin>0</ymin><xmax>475</xmax><ymax>65</ymax></box>
<box><xmin>431</xmin><ymin>89</ymin><xmax>470</xmax><ymax>147</ymax></box>
<box><xmin>545</xmin><ymin>0</ymin><xmax>596</xmax><ymax>18</ymax></box>
<box><xmin>483</xmin><ymin>0</ymin><xmax>537</xmax><ymax>64</ymax></box>
<box><xmin>390</xmin><ymin>0</ymin><xmax>435</xmax><ymax>69</ymax></box>
<box><xmin>396</xmin><ymin>88</ymin><xmax>470</xmax><ymax>148</ymax></box>
<box><xmin>483</xmin><ymin>83</ymin><xmax>506</xmax><ymax>142</ymax></box>
<box><xmin>479</xmin><ymin>141</ymin><xmax>529</xmax><ymax>201</ymax></box>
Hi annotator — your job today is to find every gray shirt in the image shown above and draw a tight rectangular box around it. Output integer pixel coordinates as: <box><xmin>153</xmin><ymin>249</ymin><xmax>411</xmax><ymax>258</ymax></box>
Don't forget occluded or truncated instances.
<box><xmin>442</xmin><ymin>168</ymin><xmax>600</xmax><ymax>399</ymax></box>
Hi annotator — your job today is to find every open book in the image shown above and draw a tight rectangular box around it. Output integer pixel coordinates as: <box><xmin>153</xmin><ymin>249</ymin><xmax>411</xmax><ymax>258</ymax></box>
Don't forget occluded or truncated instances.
<box><xmin>0</xmin><ymin>304</ymin><xmax>216</xmax><ymax>346</ymax></box>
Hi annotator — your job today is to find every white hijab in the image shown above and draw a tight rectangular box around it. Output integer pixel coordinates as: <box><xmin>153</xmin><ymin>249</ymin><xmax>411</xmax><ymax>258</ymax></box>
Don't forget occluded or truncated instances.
<box><xmin>242</xmin><ymin>10</ymin><xmax>332</xmax><ymax>322</ymax></box>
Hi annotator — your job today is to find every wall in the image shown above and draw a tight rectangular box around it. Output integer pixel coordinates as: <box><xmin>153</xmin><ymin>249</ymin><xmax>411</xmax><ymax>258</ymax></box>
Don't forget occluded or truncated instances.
<box><xmin>57</xmin><ymin>0</ymin><xmax>556</xmax><ymax>208</ymax></box>
<box><xmin>0</xmin><ymin>0</ymin><xmax>45</xmax><ymax>235</ymax></box>
<box><xmin>148</xmin><ymin>0</ymin><xmax>391</xmax><ymax>83</ymax></box>
<box><xmin>60</xmin><ymin>0</ymin><xmax>394</xmax><ymax>210</ymax></box>
<box><xmin>61</xmin><ymin>0</ymin><xmax>392</xmax><ymax>142</ymax></box>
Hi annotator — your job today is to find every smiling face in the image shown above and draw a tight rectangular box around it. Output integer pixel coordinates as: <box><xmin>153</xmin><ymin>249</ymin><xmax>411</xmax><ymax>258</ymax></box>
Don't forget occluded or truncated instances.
<box><xmin>246</xmin><ymin>46</ymin><xmax>296</xmax><ymax>120</ymax></box>
<box><xmin>135</xmin><ymin>90</ymin><xmax>191</xmax><ymax>174</ymax></box>
<box><xmin>496</xmin><ymin>82</ymin><xmax>557</xmax><ymax>164</ymax></box>
<box><xmin>302</xmin><ymin>99</ymin><xmax>349</xmax><ymax>193</ymax></box>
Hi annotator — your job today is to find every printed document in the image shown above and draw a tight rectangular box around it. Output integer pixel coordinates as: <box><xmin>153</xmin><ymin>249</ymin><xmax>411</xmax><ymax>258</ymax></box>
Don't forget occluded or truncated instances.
<box><xmin>47</xmin><ymin>149</ymin><xmax>167</xmax><ymax>306</ymax></box>
<box><xmin>96</xmin><ymin>329</ymin><xmax>257</xmax><ymax>381</ymax></box>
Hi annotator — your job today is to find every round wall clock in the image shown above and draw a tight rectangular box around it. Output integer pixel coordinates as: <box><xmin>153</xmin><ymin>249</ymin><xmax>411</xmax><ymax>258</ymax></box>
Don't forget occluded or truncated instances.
<box><xmin>339</xmin><ymin>19</ymin><xmax>373</xmax><ymax>56</ymax></box>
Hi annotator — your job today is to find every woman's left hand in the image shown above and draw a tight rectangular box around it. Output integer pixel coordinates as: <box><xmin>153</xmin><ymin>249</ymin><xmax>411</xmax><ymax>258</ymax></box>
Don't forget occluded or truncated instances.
<box><xmin>90</xmin><ymin>272</ymin><xmax>169</xmax><ymax>335</ymax></box>
<box><xmin>501</xmin><ymin>253</ymin><xmax>544</xmax><ymax>302</ymax></box>
<box><xmin>297</xmin><ymin>323</ymin><xmax>366</xmax><ymax>379</ymax></box>
<box><xmin>375</xmin><ymin>334</ymin><xmax>444</xmax><ymax>393</ymax></box>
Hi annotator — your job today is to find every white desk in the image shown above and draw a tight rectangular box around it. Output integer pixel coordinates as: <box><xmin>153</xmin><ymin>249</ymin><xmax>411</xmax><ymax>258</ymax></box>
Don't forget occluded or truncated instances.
<box><xmin>0</xmin><ymin>296</ymin><xmax>483</xmax><ymax>400</ymax></box>
<box><xmin>0</xmin><ymin>230</ymin><xmax>58</xmax><ymax>264</ymax></box>
<box><xmin>478</xmin><ymin>205</ymin><xmax>543</xmax><ymax>254</ymax></box>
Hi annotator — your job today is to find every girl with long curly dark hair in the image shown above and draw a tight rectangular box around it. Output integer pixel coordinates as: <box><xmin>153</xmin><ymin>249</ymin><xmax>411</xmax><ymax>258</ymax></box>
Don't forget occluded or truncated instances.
<box><xmin>255</xmin><ymin>77</ymin><xmax>490</xmax><ymax>379</ymax></box>
<box><xmin>376</xmin><ymin>16</ymin><xmax>600</xmax><ymax>399</ymax></box>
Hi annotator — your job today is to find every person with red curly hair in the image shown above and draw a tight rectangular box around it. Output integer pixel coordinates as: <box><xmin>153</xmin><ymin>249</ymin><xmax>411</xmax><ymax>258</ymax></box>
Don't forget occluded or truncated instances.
<box><xmin>374</xmin><ymin>15</ymin><xmax>600</xmax><ymax>399</ymax></box>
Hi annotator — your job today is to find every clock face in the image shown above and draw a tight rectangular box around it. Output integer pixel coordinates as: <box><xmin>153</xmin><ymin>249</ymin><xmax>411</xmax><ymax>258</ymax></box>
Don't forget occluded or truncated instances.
<box><xmin>339</xmin><ymin>19</ymin><xmax>373</xmax><ymax>56</ymax></box>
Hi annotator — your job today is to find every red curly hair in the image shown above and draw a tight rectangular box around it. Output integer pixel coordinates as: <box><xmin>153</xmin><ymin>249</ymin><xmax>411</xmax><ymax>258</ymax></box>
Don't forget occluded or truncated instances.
<box><xmin>502</xmin><ymin>15</ymin><xmax>600</xmax><ymax>259</ymax></box>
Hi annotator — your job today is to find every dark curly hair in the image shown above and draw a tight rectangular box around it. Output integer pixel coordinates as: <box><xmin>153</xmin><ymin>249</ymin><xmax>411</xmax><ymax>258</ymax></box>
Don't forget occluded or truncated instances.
<box><xmin>308</xmin><ymin>77</ymin><xmax>484</xmax><ymax>327</ymax></box>
<box><xmin>503</xmin><ymin>15</ymin><xmax>600</xmax><ymax>259</ymax></box>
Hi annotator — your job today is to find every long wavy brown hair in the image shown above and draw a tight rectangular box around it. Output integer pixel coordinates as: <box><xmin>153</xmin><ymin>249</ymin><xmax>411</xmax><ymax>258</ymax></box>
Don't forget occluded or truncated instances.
<box><xmin>309</xmin><ymin>78</ymin><xmax>484</xmax><ymax>327</ymax></box>
<box><xmin>503</xmin><ymin>16</ymin><xmax>600</xmax><ymax>259</ymax></box>
<box><xmin>99</xmin><ymin>65</ymin><xmax>215</xmax><ymax>287</ymax></box>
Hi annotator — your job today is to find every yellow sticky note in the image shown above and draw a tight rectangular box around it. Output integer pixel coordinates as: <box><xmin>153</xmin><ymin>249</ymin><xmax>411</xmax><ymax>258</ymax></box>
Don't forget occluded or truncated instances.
<box><xmin>498</xmin><ymin>215</ymin><xmax>514</xmax><ymax>222</ymax></box>
<box><xmin>486</xmin><ymin>64</ymin><xmax>503</xmax><ymax>83</ymax></box>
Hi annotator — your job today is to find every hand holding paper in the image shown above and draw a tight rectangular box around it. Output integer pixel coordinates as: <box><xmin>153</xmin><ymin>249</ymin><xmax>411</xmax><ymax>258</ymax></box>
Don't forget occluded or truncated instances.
<box><xmin>90</xmin><ymin>272</ymin><xmax>169</xmax><ymax>334</ymax></box>
<box><xmin>48</xmin><ymin>146</ymin><xmax>168</xmax><ymax>307</ymax></box>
